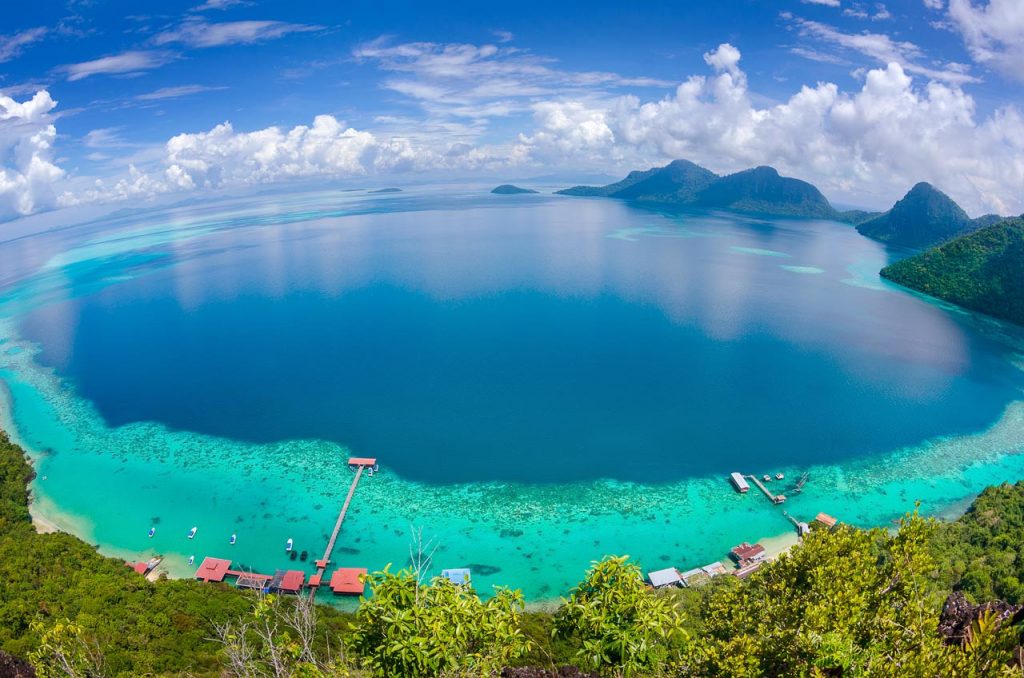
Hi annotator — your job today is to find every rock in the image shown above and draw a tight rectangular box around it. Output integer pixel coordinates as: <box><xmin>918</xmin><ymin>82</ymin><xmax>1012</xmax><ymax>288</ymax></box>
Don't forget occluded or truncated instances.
<box><xmin>0</xmin><ymin>650</ymin><xmax>36</xmax><ymax>677</ymax></box>
<box><xmin>938</xmin><ymin>591</ymin><xmax>1024</xmax><ymax>646</ymax></box>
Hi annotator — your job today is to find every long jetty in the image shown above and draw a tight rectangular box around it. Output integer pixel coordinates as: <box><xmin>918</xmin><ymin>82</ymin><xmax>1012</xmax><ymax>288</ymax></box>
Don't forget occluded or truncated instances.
<box><xmin>309</xmin><ymin>457</ymin><xmax>376</xmax><ymax>600</ymax></box>
<box><xmin>747</xmin><ymin>475</ymin><xmax>786</xmax><ymax>504</ymax></box>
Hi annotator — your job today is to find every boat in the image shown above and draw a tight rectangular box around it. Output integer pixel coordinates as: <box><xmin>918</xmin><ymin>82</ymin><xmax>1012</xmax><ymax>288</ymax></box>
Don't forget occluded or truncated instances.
<box><xmin>762</xmin><ymin>474</ymin><xmax>771</xmax><ymax>482</ymax></box>
<box><xmin>229</xmin><ymin>533</ymin><xmax>237</xmax><ymax>545</ymax></box>
<box><xmin>187</xmin><ymin>555</ymin><xmax>194</xmax><ymax>566</ymax></box>
<box><xmin>373</xmin><ymin>463</ymin><xmax>379</xmax><ymax>472</ymax></box>
<box><xmin>367</xmin><ymin>468</ymin><xmax>374</xmax><ymax>477</ymax></box>
<box><xmin>148</xmin><ymin>527</ymin><xmax>156</xmax><ymax>538</ymax></box>
<box><xmin>299</xmin><ymin>550</ymin><xmax>308</xmax><ymax>562</ymax></box>
<box><xmin>776</xmin><ymin>472</ymin><xmax>785</xmax><ymax>480</ymax></box>
<box><xmin>188</xmin><ymin>526</ymin><xmax>198</xmax><ymax>539</ymax></box>
<box><xmin>285</xmin><ymin>538</ymin><xmax>294</xmax><ymax>552</ymax></box>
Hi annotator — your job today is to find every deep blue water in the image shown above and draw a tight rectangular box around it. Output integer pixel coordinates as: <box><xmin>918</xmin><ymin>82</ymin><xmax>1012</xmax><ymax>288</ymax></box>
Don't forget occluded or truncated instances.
<box><xmin>14</xmin><ymin>192</ymin><xmax>1024</xmax><ymax>483</ymax></box>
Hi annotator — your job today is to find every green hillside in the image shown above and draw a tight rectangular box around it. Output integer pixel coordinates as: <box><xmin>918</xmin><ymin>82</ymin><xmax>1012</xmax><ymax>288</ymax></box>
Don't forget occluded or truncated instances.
<box><xmin>881</xmin><ymin>218</ymin><xmax>1024</xmax><ymax>325</ymax></box>
<box><xmin>858</xmin><ymin>182</ymin><xmax>975</xmax><ymax>249</ymax></box>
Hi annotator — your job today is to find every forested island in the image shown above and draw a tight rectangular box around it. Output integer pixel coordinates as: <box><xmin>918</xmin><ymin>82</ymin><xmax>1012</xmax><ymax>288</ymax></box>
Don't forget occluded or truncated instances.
<box><xmin>492</xmin><ymin>184</ymin><xmax>539</xmax><ymax>195</ymax></box>
<box><xmin>881</xmin><ymin>218</ymin><xmax>1024</xmax><ymax>325</ymax></box>
<box><xmin>5</xmin><ymin>430</ymin><xmax>1024</xmax><ymax>676</ymax></box>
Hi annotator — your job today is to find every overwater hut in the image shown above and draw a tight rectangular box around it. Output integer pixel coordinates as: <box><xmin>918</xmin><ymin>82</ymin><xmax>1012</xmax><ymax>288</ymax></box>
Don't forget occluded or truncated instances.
<box><xmin>441</xmin><ymin>568</ymin><xmax>472</xmax><ymax>586</ymax></box>
<box><xmin>648</xmin><ymin>567</ymin><xmax>683</xmax><ymax>588</ymax></box>
<box><xmin>701</xmin><ymin>562</ymin><xmax>728</xmax><ymax>577</ymax></box>
<box><xmin>235</xmin><ymin>572</ymin><xmax>272</xmax><ymax>590</ymax></box>
<box><xmin>730</xmin><ymin>472</ymin><xmax>749</xmax><ymax>493</ymax></box>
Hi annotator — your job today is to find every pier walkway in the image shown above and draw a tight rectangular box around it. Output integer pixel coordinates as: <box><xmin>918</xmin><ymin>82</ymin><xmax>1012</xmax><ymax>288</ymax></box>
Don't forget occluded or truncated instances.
<box><xmin>747</xmin><ymin>475</ymin><xmax>786</xmax><ymax>504</ymax></box>
<box><xmin>309</xmin><ymin>457</ymin><xmax>376</xmax><ymax>600</ymax></box>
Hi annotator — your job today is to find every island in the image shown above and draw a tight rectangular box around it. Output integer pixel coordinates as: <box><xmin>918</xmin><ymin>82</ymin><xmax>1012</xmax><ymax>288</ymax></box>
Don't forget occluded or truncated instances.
<box><xmin>556</xmin><ymin>159</ymin><xmax>874</xmax><ymax>221</ymax></box>
<box><xmin>856</xmin><ymin>182</ymin><xmax>983</xmax><ymax>249</ymax></box>
<box><xmin>881</xmin><ymin>217</ymin><xmax>1024</xmax><ymax>325</ymax></box>
<box><xmin>491</xmin><ymin>184</ymin><xmax>539</xmax><ymax>195</ymax></box>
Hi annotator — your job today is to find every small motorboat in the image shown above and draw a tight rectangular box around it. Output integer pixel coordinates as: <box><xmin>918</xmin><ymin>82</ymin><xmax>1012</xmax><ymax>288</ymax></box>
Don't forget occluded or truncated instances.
<box><xmin>188</xmin><ymin>526</ymin><xmax>198</xmax><ymax>539</ymax></box>
<box><xmin>148</xmin><ymin>527</ymin><xmax>156</xmax><ymax>538</ymax></box>
<box><xmin>187</xmin><ymin>555</ymin><xmax>194</xmax><ymax>566</ymax></box>
<box><xmin>285</xmin><ymin>538</ymin><xmax>294</xmax><ymax>552</ymax></box>
<box><xmin>372</xmin><ymin>463</ymin><xmax>379</xmax><ymax>472</ymax></box>
<box><xmin>762</xmin><ymin>475</ymin><xmax>771</xmax><ymax>482</ymax></box>
<box><xmin>367</xmin><ymin>468</ymin><xmax>374</xmax><ymax>477</ymax></box>
<box><xmin>776</xmin><ymin>472</ymin><xmax>785</xmax><ymax>480</ymax></box>
<box><xmin>229</xmin><ymin>533</ymin><xmax>237</xmax><ymax>545</ymax></box>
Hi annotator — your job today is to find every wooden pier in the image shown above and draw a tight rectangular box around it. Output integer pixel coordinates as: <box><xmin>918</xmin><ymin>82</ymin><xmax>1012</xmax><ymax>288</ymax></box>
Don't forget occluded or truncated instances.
<box><xmin>747</xmin><ymin>475</ymin><xmax>786</xmax><ymax>504</ymax></box>
<box><xmin>309</xmin><ymin>457</ymin><xmax>376</xmax><ymax>600</ymax></box>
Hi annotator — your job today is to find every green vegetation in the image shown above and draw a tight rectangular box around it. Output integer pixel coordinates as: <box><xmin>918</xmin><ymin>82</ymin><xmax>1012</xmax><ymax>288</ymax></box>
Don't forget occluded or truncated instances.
<box><xmin>491</xmin><ymin>184</ymin><xmax>539</xmax><ymax>195</ymax></box>
<box><xmin>932</xmin><ymin>482</ymin><xmax>1024</xmax><ymax>604</ymax></box>
<box><xmin>881</xmin><ymin>218</ymin><xmax>1024</xmax><ymax>325</ymax></box>
<box><xmin>0</xmin><ymin>430</ymin><xmax>347</xmax><ymax>676</ymax></box>
<box><xmin>857</xmin><ymin>182</ymin><xmax>977</xmax><ymax>249</ymax></box>
<box><xmin>351</xmin><ymin>568</ymin><xmax>530</xmax><ymax>676</ymax></box>
<box><xmin>6</xmin><ymin>429</ymin><xmax>1024</xmax><ymax>676</ymax></box>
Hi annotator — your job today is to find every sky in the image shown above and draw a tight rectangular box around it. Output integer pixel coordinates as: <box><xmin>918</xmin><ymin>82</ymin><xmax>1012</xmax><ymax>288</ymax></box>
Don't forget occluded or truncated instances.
<box><xmin>1</xmin><ymin>0</ymin><xmax>1023</xmax><ymax>222</ymax></box>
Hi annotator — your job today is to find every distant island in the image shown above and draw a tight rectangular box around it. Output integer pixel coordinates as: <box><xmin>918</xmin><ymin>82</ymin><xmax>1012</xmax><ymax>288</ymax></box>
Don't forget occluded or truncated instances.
<box><xmin>556</xmin><ymin>159</ymin><xmax>874</xmax><ymax>222</ymax></box>
<box><xmin>856</xmin><ymin>182</ymin><xmax>988</xmax><ymax>249</ymax></box>
<box><xmin>368</xmin><ymin>187</ymin><xmax>402</xmax><ymax>194</ymax></box>
<box><xmin>491</xmin><ymin>184</ymin><xmax>538</xmax><ymax>195</ymax></box>
<box><xmin>881</xmin><ymin>217</ymin><xmax>1024</xmax><ymax>325</ymax></box>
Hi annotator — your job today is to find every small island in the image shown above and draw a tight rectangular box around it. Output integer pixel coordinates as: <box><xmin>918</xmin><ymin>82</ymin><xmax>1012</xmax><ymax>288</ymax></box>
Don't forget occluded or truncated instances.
<box><xmin>491</xmin><ymin>184</ymin><xmax>538</xmax><ymax>195</ymax></box>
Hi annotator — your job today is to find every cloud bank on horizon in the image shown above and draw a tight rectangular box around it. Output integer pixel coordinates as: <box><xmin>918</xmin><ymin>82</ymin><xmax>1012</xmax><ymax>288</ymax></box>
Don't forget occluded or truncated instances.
<box><xmin>1</xmin><ymin>0</ymin><xmax>1023</xmax><ymax>222</ymax></box>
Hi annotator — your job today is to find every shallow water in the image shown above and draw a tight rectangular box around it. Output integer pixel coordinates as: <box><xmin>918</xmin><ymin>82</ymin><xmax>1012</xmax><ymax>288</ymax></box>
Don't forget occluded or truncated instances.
<box><xmin>1</xmin><ymin>186</ymin><xmax>1023</xmax><ymax>601</ymax></box>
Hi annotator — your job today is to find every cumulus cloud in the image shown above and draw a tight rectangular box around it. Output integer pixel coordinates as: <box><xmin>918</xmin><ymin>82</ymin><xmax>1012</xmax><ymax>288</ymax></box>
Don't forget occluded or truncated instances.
<box><xmin>0</xmin><ymin>90</ymin><xmax>64</xmax><ymax>219</ymax></box>
<box><xmin>59</xmin><ymin>50</ymin><xmax>175</xmax><ymax>81</ymax></box>
<box><xmin>948</xmin><ymin>0</ymin><xmax>1024</xmax><ymax>81</ymax></box>
<box><xmin>515</xmin><ymin>45</ymin><xmax>1024</xmax><ymax>215</ymax></box>
<box><xmin>154</xmin><ymin>18</ymin><xmax>321</xmax><ymax>48</ymax></box>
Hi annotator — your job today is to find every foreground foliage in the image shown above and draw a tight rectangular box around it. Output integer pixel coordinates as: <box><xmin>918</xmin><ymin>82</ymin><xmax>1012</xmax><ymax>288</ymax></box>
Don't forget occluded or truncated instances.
<box><xmin>350</xmin><ymin>567</ymin><xmax>530</xmax><ymax>677</ymax></box>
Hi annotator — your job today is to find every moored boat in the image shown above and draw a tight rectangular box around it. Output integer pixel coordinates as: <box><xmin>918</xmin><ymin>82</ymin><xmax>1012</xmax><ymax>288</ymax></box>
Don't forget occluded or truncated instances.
<box><xmin>187</xmin><ymin>555</ymin><xmax>194</xmax><ymax>566</ymax></box>
<box><xmin>188</xmin><ymin>526</ymin><xmax>198</xmax><ymax>539</ymax></box>
<box><xmin>229</xmin><ymin>533</ymin><xmax>237</xmax><ymax>545</ymax></box>
<box><xmin>148</xmin><ymin>526</ymin><xmax>156</xmax><ymax>538</ymax></box>
<box><xmin>285</xmin><ymin>538</ymin><xmax>294</xmax><ymax>552</ymax></box>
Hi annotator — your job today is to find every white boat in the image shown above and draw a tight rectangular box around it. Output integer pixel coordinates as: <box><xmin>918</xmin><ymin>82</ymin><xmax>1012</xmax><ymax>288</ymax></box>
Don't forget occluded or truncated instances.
<box><xmin>148</xmin><ymin>527</ymin><xmax>156</xmax><ymax>538</ymax></box>
<box><xmin>285</xmin><ymin>538</ymin><xmax>294</xmax><ymax>552</ymax></box>
<box><xmin>776</xmin><ymin>472</ymin><xmax>785</xmax><ymax>480</ymax></box>
<box><xmin>188</xmin><ymin>526</ymin><xmax>198</xmax><ymax>539</ymax></box>
<box><xmin>229</xmin><ymin>533</ymin><xmax>237</xmax><ymax>545</ymax></box>
<box><xmin>187</xmin><ymin>555</ymin><xmax>194</xmax><ymax>566</ymax></box>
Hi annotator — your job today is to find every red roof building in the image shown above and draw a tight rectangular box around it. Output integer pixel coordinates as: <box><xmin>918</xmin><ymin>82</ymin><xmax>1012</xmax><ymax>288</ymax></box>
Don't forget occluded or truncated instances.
<box><xmin>330</xmin><ymin>567</ymin><xmax>367</xmax><ymax>595</ymax></box>
<box><xmin>131</xmin><ymin>562</ymin><xmax>149</xmax><ymax>575</ymax></box>
<box><xmin>272</xmin><ymin>570</ymin><xmax>305</xmax><ymax>593</ymax></box>
<box><xmin>348</xmin><ymin>457</ymin><xmax>377</xmax><ymax>467</ymax></box>
<box><xmin>195</xmin><ymin>557</ymin><xmax>232</xmax><ymax>582</ymax></box>
<box><xmin>729</xmin><ymin>542</ymin><xmax>767</xmax><ymax>564</ymax></box>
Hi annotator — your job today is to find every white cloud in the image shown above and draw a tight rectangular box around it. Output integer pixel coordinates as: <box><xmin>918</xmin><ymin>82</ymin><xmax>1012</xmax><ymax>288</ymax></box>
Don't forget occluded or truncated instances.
<box><xmin>0</xmin><ymin>90</ymin><xmax>64</xmax><ymax>219</ymax></box>
<box><xmin>948</xmin><ymin>0</ymin><xmax>1024</xmax><ymax>81</ymax></box>
<box><xmin>191</xmin><ymin>0</ymin><xmax>250</xmax><ymax>10</ymax></box>
<box><xmin>802</xmin><ymin>0</ymin><xmax>841</xmax><ymax>6</ymax></box>
<box><xmin>135</xmin><ymin>84</ymin><xmax>227</xmax><ymax>100</ymax></box>
<box><xmin>59</xmin><ymin>50</ymin><xmax>175</xmax><ymax>81</ymax></box>
<box><xmin>353</xmin><ymin>39</ymin><xmax>672</xmax><ymax>124</ymax></box>
<box><xmin>790</xmin><ymin>17</ymin><xmax>979</xmax><ymax>84</ymax></box>
<box><xmin>923</xmin><ymin>0</ymin><xmax>944</xmax><ymax>9</ymax></box>
<box><xmin>0</xmin><ymin>27</ymin><xmax>47</xmax><ymax>63</ymax></box>
<box><xmin>514</xmin><ymin>45</ymin><xmax>1024</xmax><ymax>215</ymax></box>
<box><xmin>154</xmin><ymin>18</ymin><xmax>321</xmax><ymax>48</ymax></box>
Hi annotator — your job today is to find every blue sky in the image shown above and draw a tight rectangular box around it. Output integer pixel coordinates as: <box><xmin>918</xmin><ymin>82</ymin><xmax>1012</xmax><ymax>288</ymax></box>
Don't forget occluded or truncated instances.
<box><xmin>1</xmin><ymin>0</ymin><xmax>1023</xmax><ymax>220</ymax></box>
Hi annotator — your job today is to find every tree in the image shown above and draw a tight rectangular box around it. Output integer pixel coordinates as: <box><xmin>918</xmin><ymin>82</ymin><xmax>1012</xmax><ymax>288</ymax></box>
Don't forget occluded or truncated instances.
<box><xmin>27</xmin><ymin>619</ymin><xmax>103</xmax><ymax>678</ymax></box>
<box><xmin>349</xmin><ymin>567</ymin><xmax>531</xmax><ymax>677</ymax></box>
<box><xmin>553</xmin><ymin>556</ymin><xmax>686</xmax><ymax>677</ymax></box>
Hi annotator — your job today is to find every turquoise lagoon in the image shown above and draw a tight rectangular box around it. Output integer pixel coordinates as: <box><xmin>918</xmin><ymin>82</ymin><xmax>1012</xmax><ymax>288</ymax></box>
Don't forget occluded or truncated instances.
<box><xmin>1</xmin><ymin>186</ymin><xmax>1023</xmax><ymax>602</ymax></box>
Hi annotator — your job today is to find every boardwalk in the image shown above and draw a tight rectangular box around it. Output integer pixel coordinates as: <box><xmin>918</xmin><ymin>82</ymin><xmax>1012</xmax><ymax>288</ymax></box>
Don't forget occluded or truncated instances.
<box><xmin>747</xmin><ymin>475</ymin><xmax>786</xmax><ymax>504</ymax></box>
<box><xmin>309</xmin><ymin>458</ymin><xmax>375</xmax><ymax>600</ymax></box>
